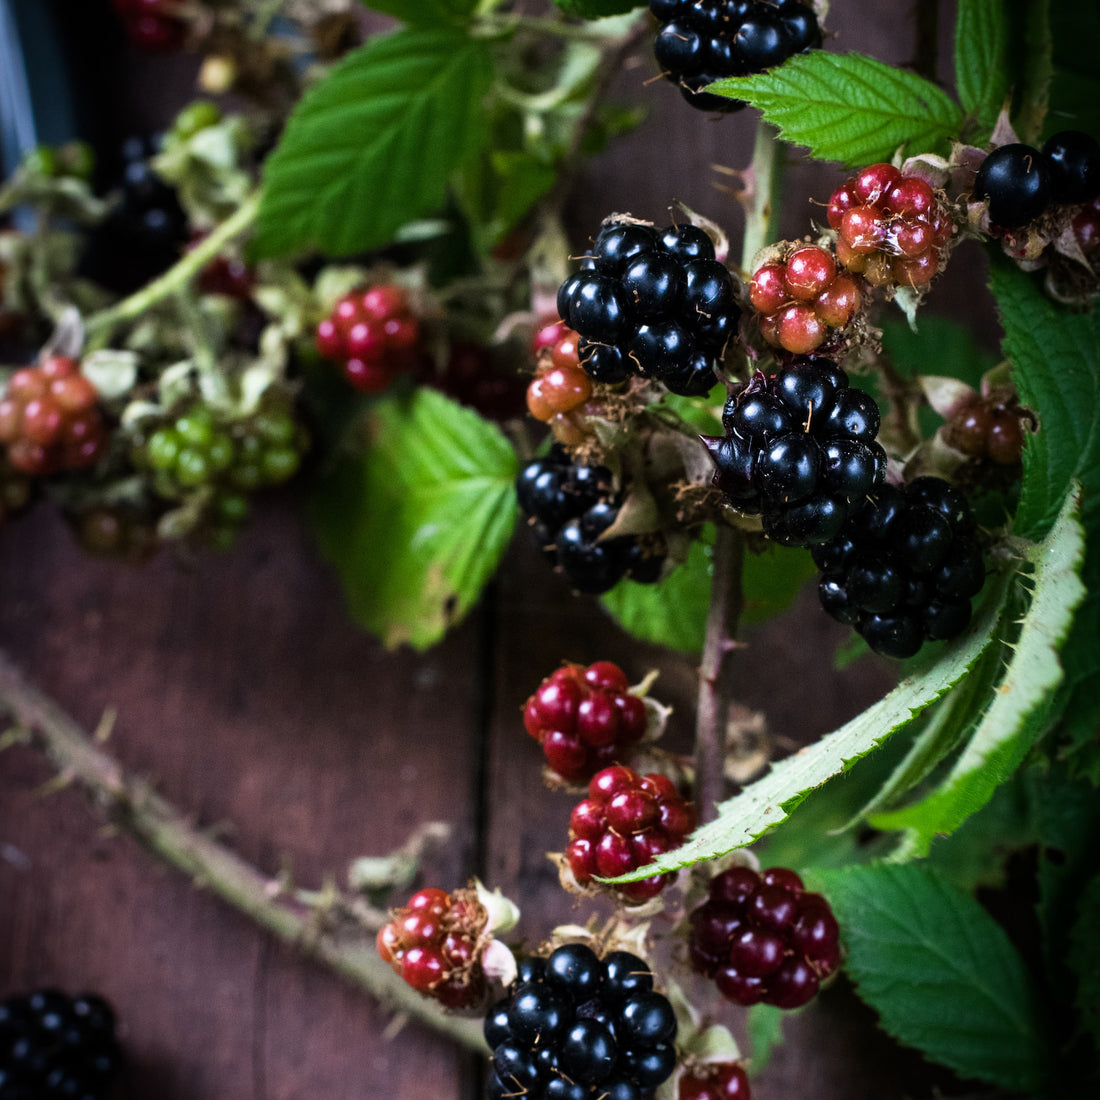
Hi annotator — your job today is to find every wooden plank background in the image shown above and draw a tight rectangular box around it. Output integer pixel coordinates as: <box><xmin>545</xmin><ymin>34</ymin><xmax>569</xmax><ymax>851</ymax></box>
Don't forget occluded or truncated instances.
<box><xmin>1</xmin><ymin>2</ymin><xmax>985</xmax><ymax>1097</ymax></box>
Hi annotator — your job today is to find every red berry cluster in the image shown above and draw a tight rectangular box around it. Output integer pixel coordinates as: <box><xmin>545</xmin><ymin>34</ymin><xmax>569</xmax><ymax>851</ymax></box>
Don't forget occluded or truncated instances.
<box><xmin>376</xmin><ymin>887</ymin><xmax>488</xmax><ymax>1009</ymax></box>
<box><xmin>749</xmin><ymin>246</ymin><xmax>861</xmax><ymax>355</ymax></box>
<box><xmin>688</xmin><ymin>865</ymin><xmax>839</xmax><ymax>1009</ymax></box>
<box><xmin>526</xmin><ymin>324</ymin><xmax>592</xmax><ymax>429</ymax></box>
<box><xmin>828</xmin><ymin>163</ymin><xmax>952</xmax><ymax>288</ymax></box>
<box><xmin>423</xmin><ymin>341</ymin><xmax>525</xmax><ymax>421</ymax></box>
<box><xmin>0</xmin><ymin>357</ymin><xmax>109</xmax><ymax>476</ymax></box>
<box><xmin>112</xmin><ymin>0</ymin><xmax>186</xmax><ymax>52</ymax></box>
<box><xmin>679</xmin><ymin>1063</ymin><xmax>751</xmax><ymax>1100</ymax></box>
<box><xmin>315</xmin><ymin>284</ymin><xmax>421</xmax><ymax>393</ymax></box>
<box><xmin>566</xmin><ymin>765</ymin><xmax>696</xmax><ymax>904</ymax></box>
<box><xmin>943</xmin><ymin>391</ymin><xmax>1026</xmax><ymax>466</ymax></box>
<box><xmin>523</xmin><ymin>661</ymin><xmax>649</xmax><ymax>783</ymax></box>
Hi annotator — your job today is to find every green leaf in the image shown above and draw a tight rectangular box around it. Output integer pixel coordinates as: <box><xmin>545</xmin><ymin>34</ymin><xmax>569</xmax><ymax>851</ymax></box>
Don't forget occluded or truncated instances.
<box><xmin>811</xmin><ymin>863</ymin><xmax>1051</xmax><ymax>1091</ymax></box>
<box><xmin>358</xmin><ymin>0</ymin><xmax>478</xmax><ymax>25</ymax></box>
<box><xmin>1068</xmin><ymin>873</ymin><xmax>1100</xmax><ymax>1059</ymax></box>
<box><xmin>1008</xmin><ymin>0</ymin><xmax>1051</xmax><ymax>143</ymax></box>
<box><xmin>746</xmin><ymin>1004</ymin><xmax>784</xmax><ymax>1074</ymax></box>
<box><xmin>707</xmin><ymin>53</ymin><xmax>965</xmax><ymax>166</ymax></box>
<box><xmin>551</xmin><ymin>0</ymin><xmax>645</xmax><ymax>16</ymax></box>
<box><xmin>990</xmin><ymin>256</ymin><xmax>1100</xmax><ymax>542</ymax></box>
<box><xmin>871</xmin><ymin>491</ymin><xmax>1085</xmax><ymax>849</ymax></box>
<box><xmin>1048</xmin><ymin>3</ymin><xmax>1100</xmax><ymax>137</ymax></box>
<box><xmin>954</xmin><ymin>0</ymin><xmax>1010</xmax><ymax>137</ymax></box>
<box><xmin>599</xmin><ymin>530</ymin><xmax>815</xmax><ymax>654</ymax></box>
<box><xmin>604</xmin><ymin>570</ymin><xmax>1011</xmax><ymax>880</ymax></box>
<box><xmin>254</xmin><ymin>29</ymin><xmax>493</xmax><ymax>259</ymax></box>
<box><xmin>309</xmin><ymin>389</ymin><xmax>518</xmax><ymax>650</ymax></box>
<box><xmin>600</xmin><ymin>537</ymin><xmax>713</xmax><ymax>654</ymax></box>
<box><xmin>880</xmin><ymin>315</ymin><xmax>997</xmax><ymax>389</ymax></box>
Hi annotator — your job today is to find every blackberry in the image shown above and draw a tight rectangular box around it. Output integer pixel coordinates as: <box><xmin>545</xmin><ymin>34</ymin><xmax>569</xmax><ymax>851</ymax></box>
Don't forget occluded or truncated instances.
<box><xmin>812</xmin><ymin>478</ymin><xmax>985</xmax><ymax>658</ymax></box>
<box><xmin>688</xmin><ymin>866</ymin><xmax>839</xmax><ymax>1010</ymax></box>
<box><xmin>516</xmin><ymin>448</ymin><xmax>667</xmax><ymax>594</ymax></box>
<box><xmin>973</xmin><ymin>143</ymin><xmax>1051</xmax><ymax>229</ymax></box>
<box><xmin>557</xmin><ymin>219</ymin><xmax>740</xmax><ymax>397</ymax></box>
<box><xmin>1041</xmin><ymin>130</ymin><xmax>1100</xmax><ymax>206</ymax></box>
<box><xmin>0</xmin><ymin>989</ymin><xmax>124</xmax><ymax>1099</ymax></box>
<box><xmin>704</xmin><ymin>358</ymin><xmax>886</xmax><ymax>547</ymax></box>
<box><xmin>650</xmin><ymin>1</ymin><xmax>822</xmax><ymax>113</ymax></box>
<box><xmin>484</xmin><ymin>946</ymin><xmax>677</xmax><ymax>1098</ymax></box>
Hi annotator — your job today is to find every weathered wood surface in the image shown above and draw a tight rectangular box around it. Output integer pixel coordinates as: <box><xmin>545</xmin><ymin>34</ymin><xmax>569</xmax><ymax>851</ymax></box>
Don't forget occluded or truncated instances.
<box><xmin>1</xmin><ymin>2</ymin><xmax>977</xmax><ymax>1097</ymax></box>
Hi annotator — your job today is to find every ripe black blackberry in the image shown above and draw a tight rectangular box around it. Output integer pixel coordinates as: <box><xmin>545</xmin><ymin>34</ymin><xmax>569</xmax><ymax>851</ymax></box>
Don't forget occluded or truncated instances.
<box><xmin>484</xmin><ymin>944</ymin><xmax>678</xmax><ymax>1100</ymax></box>
<box><xmin>516</xmin><ymin>448</ymin><xmax>666</xmax><ymax>594</ymax></box>
<box><xmin>557</xmin><ymin>219</ymin><xmax>740</xmax><ymax>397</ymax></box>
<box><xmin>813</xmin><ymin>477</ymin><xmax>986</xmax><ymax>658</ymax></box>
<box><xmin>650</xmin><ymin>1</ymin><xmax>822</xmax><ymax>113</ymax></box>
<box><xmin>704</xmin><ymin>358</ymin><xmax>886</xmax><ymax>547</ymax></box>
<box><xmin>0</xmin><ymin>989</ymin><xmax>124</xmax><ymax>1099</ymax></box>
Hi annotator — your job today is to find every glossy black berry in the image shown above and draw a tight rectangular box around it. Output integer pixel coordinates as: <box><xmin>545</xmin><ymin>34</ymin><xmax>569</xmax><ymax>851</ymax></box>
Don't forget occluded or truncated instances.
<box><xmin>757</xmin><ymin>434</ymin><xmax>820</xmax><ymax>504</ymax></box>
<box><xmin>545</xmin><ymin>943</ymin><xmax>603</xmax><ymax>1000</ymax></box>
<box><xmin>580</xmin><ymin>341</ymin><xmax>633</xmax><ymax>384</ymax></box>
<box><xmin>974</xmin><ymin>143</ymin><xmax>1051</xmax><ymax>228</ymax></box>
<box><xmin>617</xmin><ymin>992</ymin><xmax>677</xmax><ymax>1046</ymax></box>
<box><xmin>560</xmin><ymin>1019</ymin><xmax>618</xmax><ymax>1082</ymax></box>
<box><xmin>601</xmin><ymin>952</ymin><xmax>654</xmax><ymax>1002</ymax></box>
<box><xmin>508</xmin><ymin>982</ymin><xmax>571</xmax><ymax>1043</ymax></box>
<box><xmin>1041</xmin><ymin>130</ymin><xmax>1100</xmax><ymax>205</ymax></box>
<box><xmin>569</xmin><ymin>274</ymin><xmax>629</xmax><ymax>343</ymax></box>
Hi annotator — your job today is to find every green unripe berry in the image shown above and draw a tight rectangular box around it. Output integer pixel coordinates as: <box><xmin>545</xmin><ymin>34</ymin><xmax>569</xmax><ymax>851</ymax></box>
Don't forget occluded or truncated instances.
<box><xmin>207</xmin><ymin>432</ymin><xmax>235</xmax><ymax>473</ymax></box>
<box><xmin>261</xmin><ymin>446</ymin><xmax>300</xmax><ymax>484</ymax></box>
<box><xmin>174</xmin><ymin>100</ymin><xmax>223</xmax><ymax>140</ymax></box>
<box><xmin>217</xmin><ymin>492</ymin><xmax>249</xmax><ymax>524</ymax></box>
<box><xmin>23</xmin><ymin>145</ymin><xmax>59</xmax><ymax>179</ymax></box>
<box><xmin>176</xmin><ymin>408</ymin><xmax>216</xmax><ymax>448</ymax></box>
<box><xmin>229</xmin><ymin>463</ymin><xmax>264</xmax><ymax>490</ymax></box>
<box><xmin>175</xmin><ymin>447</ymin><xmax>212</xmax><ymax>487</ymax></box>
<box><xmin>58</xmin><ymin>141</ymin><xmax>95</xmax><ymax>181</ymax></box>
<box><xmin>147</xmin><ymin>428</ymin><xmax>182</xmax><ymax>470</ymax></box>
<box><xmin>254</xmin><ymin>410</ymin><xmax>297</xmax><ymax>446</ymax></box>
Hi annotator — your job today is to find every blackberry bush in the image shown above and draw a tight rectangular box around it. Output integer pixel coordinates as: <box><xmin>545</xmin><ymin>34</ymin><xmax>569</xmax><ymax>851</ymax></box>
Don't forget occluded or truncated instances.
<box><xmin>485</xmin><ymin>944</ymin><xmax>677</xmax><ymax>1099</ymax></box>
<box><xmin>704</xmin><ymin>357</ymin><xmax>886</xmax><ymax>546</ymax></box>
<box><xmin>557</xmin><ymin>218</ymin><xmax>740</xmax><ymax>397</ymax></box>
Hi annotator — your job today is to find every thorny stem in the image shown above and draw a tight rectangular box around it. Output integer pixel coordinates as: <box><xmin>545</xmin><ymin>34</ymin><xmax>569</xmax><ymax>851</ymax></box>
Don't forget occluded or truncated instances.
<box><xmin>692</xmin><ymin>120</ymin><xmax>783</xmax><ymax>823</ymax></box>
<box><xmin>83</xmin><ymin>191</ymin><xmax>262</xmax><ymax>345</ymax></box>
<box><xmin>0</xmin><ymin>652</ymin><xmax>488</xmax><ymax>1055</ymax></box>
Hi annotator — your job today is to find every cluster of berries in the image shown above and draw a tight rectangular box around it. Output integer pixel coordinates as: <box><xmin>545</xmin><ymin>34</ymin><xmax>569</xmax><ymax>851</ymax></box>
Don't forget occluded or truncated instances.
<box><xmin>828</xmin><ymin>163</ymin><xmax>952</xmax><ymax>288</ymax></box>
<box><xmin>82</xmin><ymin>136</ymin><xmax>188</xmax><ymax>294</ymax></box>
<box><xmin>974</xmin><ymin>130</ymin><xmax>1100</xmax><ymax>229</ymax></box>
<box><xmin>516</xmin><ymin>449</ymin><xmax>666</xmax><ymax>595</ymax></box>
<box><xmin>376</xmin><ymin>887</ymin><xmax>488</xmax><ymax>1009</ymax></box>
<box><xmin>424</xmin><ymin>341</ymin><xmax>525</xmax><ymax>422</ymax></box>
<box><xmin>943</xmin><ymin>390</ymin><xmax>1026</xmax><ymax>467</ymax></box>
<box><xmin>0</xmin><ymin>989</ymin><xmax>124</xmax><ymax>1099</ymax></box>
<box><xmin>112</xmin><ymin>0</ymin><xmax>187</xmax><ymax>52</ymax></box>
<box><xmin>566</xmin><ymin>765</ymin><xmax>696</xmax><ymax>904</ymax></box>
<box><xmin>748</xmin><ymin>246</ymin><xmax>861</xmax><ymax>355</ymax></box>
<box><xmin>527</xmin><ymin>322</ymin><xmax>593</xmax><ymax>443</ymax></box>
<box><xmin>137</xmin><ymin>400</ymin><xmax>304</xmax><ymax>542</ymax></box>
<box><xmin>0</xmin><ymin>356</ymin><xmax>109</xmax><ymax>477</ymax></box>
<box><xmin>688</xmin><ymin>866</ymin><xmax>839</xmax><ymax>1009</ymax></box>
<box><xmin>678</xmin><ymin>1063</ymin><xmax>751</xmax><ymax>1100</ymax></box>
<box><xmin>704</xmin><ymin>357</ymin><xmax>886</xmax><ymax>547</ymax></box>
<box><xmin>315</xmin><ymin>284</ymin><xmax>421</xmax><ymax>393</ymax></box>
<box><xmin>485</xmin><ymin>945</ymin><xmax>678</xmax><ymax>1099</ymax></box>
<box><xmin>523</xmin><ymin>661</ymin><xmax>649</xmax><ymax>783</ymax></box>
<box><xmin>557</xmin><ymin>220</ymin><xmax>739</xmax><ymax>397</ymax></box>
<box><xmin>813</xmin><ymin>477</ymin><xmax>986</xmax><ymax>659</ymax></box>
<box><xmin>650</xmin><ymin>0</ymin><xmax>822</xmax><ymax>112</ymax></box>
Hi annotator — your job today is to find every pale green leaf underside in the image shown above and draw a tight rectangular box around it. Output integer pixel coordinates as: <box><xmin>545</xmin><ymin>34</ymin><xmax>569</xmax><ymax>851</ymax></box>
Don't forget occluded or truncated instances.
<box><xmin>813</xmin><ymin>863</ymin><xmax>1050</xmax><ymax>1091</ymax></box>
<box><xmin>871</xmin><ymin>489</ymin><xmax>1086</xmax><ymax>846</ymax></box>
<box><xmin>310</xmin><ymin>389</ymin><xmax>518</xmax><ymax>650</ymax></box>
<box><xmin>606</xmin><ymin>570</ymin><xmax>1010</xmax><ymax>881</ymax></box>
<box><xmin>954</xmin><ymin>0</ymin><xmax>1010</xmax><ymax>134</ymax></box>
<box><xmin>255</xmin><ymin>29</ymin><xmax>493</xmax><ymax>258</ymax></box>
<box><xmin>708</xmin><ymin>52</ymin><xmax>964</xmax><ymax>166</ymax></box>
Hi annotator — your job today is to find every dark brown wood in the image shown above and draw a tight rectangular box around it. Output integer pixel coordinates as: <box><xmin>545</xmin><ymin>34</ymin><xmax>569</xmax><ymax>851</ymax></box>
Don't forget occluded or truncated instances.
<box><xmin>0</xmin><ymin>3</ymin><xmax>984</xmax><ymax>1098</ymax></box>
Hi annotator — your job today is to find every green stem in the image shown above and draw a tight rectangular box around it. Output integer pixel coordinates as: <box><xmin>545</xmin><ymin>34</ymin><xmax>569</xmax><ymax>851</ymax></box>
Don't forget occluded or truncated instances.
<box><xmin>691</xmin><ymin>119</ymin><xmax>784</xmax><ymax>823</ymax></box>
<box><xmin>0</xmin><ymin>652</ymin><xmax>487</xmax><ymax>1055</ymax></box>
<box><xmin>83</xmin><ymin>192</ymin><xmax>262</xmax><ymax>344</ymax></box>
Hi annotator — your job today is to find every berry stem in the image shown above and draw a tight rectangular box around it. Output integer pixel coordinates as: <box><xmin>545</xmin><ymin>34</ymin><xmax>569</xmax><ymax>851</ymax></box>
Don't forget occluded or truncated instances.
<box><xmin>0</xmin><ymin>651</ymin><xmax>488</xmax><ymax>1054</ymax></box>
<box><xmin>83</xmin><ymin>190</ymin><xmax>262</xmax><ymax>345</ymax></box>
<box><xmin>693</xmin><ymin>118</ymin><xmax>783</xmax><ymax>822</ymax></box>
